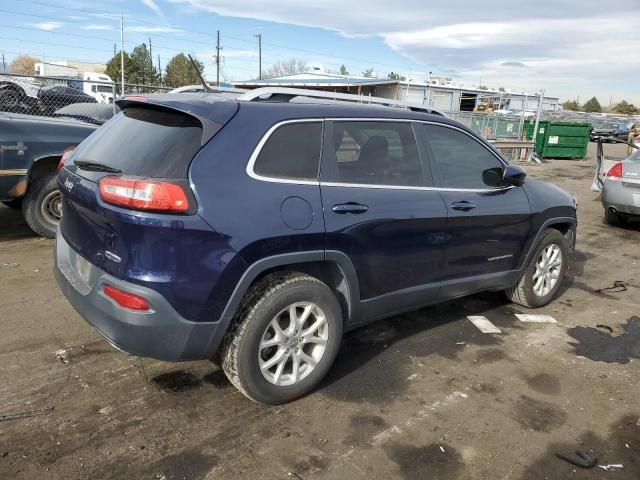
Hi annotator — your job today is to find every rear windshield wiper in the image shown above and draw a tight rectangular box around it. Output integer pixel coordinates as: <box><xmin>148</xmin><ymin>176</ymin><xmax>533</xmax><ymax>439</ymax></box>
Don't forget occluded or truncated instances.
<box><xmin>74</xmin><ymin>160</ymin><xmax>122</xmax><ymax>173</ymax></box>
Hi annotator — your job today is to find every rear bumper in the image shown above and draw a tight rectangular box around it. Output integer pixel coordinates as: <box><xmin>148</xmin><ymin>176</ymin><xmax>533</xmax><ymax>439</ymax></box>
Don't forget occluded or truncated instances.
<box><xmin>54</xmin><ymin>229</ymin><xmax>228</xmax><ymax>361</ymax></box>
<box><xmin>602</xmin><ymin>182</ymin><xmax>640</xmax><ymax>217</ymax></box>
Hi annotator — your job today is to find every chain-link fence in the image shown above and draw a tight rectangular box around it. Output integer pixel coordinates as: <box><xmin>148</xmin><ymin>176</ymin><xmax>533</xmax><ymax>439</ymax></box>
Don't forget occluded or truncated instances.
<box><xmin>448</xmin><ymin>111</ymin><xmax>529</xmax><ymax>140</ymax></box>
<box><xmin>0</xmin><ymin>73</ymin><xmax>171</xmax><ymax>124</ymax></box>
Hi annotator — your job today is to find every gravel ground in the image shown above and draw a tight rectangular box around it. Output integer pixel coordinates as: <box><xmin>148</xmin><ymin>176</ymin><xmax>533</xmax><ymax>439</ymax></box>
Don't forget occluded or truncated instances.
<box><xmin>0</xmin><ymin>142</ymin><xmax>638</xmax><ymax>480</ymax></box>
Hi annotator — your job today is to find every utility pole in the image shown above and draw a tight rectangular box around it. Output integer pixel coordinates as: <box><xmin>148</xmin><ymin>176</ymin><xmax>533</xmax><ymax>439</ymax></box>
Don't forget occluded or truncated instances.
<box><xmin>157</xmin><ymin>54</ymin><xmax>162</xmax><ymax>85</ymax></box>
<box><xmin>216</xmin><ymin>30</ymin><xmax>221</xmax><ymax>86</ymax></box>
<box><xmin>113</xmin><ymin>43</ymin><xmax>116</xmax><ymax>57</ymax></box>
<box><xmin>254</xmin><ymin>33</ymin><xmax>262</xmax><ymax>80</ymax></box>
<box><xmin>1</xmin><ymin>53</ymin><xmax>5</xmax><ymax>73</ymax></box>
<box><xmin>148</xmin><ymin>36</ymin><xmax>153</xmax><ymax>85</ymax></box>
<box><xmin>120</xmin><ymin>14</ymin><xmax>125</xmax><ymax>95</ymax></box>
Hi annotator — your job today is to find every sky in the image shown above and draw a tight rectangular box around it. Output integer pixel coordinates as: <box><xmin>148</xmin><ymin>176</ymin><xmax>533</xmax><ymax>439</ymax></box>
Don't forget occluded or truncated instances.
<box><xmin>1</xmin><ymin>0</ymin><xmax>639</xmax><ymax>104</ymax></box>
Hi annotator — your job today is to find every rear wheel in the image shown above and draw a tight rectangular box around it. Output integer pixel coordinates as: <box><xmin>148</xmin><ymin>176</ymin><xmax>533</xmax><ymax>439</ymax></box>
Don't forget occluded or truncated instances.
<box><xmin>221</xmin><ymin>272</ymin><xmax>343</xmax><ymax>404</ymax></box>
<box><xmin>22</xmin><ymin>174</ymin><xmax>61</xmax><ymax>238</ymax></box>
<box><xmin>506</xmin><ymin>229</ymin><xmax>568</xmax><ymax>308</ymax></box>
<box><xmin>604</xmin><ymin>208</ymin><xmax>627</xmax><ymax>226</ymax></box>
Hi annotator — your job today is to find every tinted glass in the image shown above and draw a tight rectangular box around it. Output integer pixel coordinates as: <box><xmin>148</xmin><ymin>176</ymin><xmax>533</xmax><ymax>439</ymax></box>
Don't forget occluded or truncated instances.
<box><xmin>418</xmin><ymin>124</ymin><xmax>504</xmax><ymax>189</ymax></box>
<box><xmin>327</xmin><ymin>121</ymin><xmax>424</xmax><ymax>186</ymax></box>
<box><xmin>254</xmin><ymin>122</ymin><xmax>322</xmax><ymax>181</ymax></box>
<box><xmin>71</xmin><ymin>106</ymin><xmax>203</xmax><ymax>179</ymax></box>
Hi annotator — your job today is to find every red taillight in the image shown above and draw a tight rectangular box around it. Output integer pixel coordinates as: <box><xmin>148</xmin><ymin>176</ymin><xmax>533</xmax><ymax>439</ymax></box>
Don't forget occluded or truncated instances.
<box><xmin>98</xmin><ymin>177</ymin><xmax>189</xmax><ymax>212</ymax></box>
<box><xmin>57</xmin><ymin>147</ymin><xmax>76</xmax><ymax>172</ymax></box>
<box><xmin>606</xmin><ymin>163</ymin><xmax>623</xmax><ymax>179</ymax></box>
<box><xmin>103</xmin><ymin>285</ymin><xmax>150</xmax><ymax>311</ymax></box>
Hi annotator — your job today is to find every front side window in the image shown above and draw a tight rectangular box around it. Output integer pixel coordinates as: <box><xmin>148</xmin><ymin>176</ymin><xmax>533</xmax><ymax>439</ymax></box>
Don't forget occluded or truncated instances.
<box><xmin>324</xmin><ymin>121</ymin><xmax>425</xmax><ymax>187</ymax></box>
<box><xmin>417</xmin><ymin>124</ymin><xmax>505</xmax><ymax>189</ymax></box>
<box><xmin>253</xmin><ymin>122</ymin><xmax>322</xmax><ymax>181</ymax></box>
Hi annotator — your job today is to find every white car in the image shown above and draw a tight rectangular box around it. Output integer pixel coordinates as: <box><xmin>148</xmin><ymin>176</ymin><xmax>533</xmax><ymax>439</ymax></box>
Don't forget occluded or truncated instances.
<box><xmin>168</xmin><ymin>84</ymin><xmax>247</xmax><ymax>94</ymax></box>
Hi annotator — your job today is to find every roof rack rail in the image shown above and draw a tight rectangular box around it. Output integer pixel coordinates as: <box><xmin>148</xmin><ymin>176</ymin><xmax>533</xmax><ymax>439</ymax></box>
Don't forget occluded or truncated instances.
<box><xmin>236</xmin><ymin>87</ymin><xmax>445</xmax><ymax>116</ymax></box>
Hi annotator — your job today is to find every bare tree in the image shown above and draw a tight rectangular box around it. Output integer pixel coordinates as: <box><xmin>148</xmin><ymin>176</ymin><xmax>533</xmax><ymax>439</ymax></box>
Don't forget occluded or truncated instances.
<box><xmin>10</xmin><ymin>55</ymin><xmax>39</xmax><ymax>74</ymax></box>
<box><xmin>262</xmin><ymin>58</ymin><xmax>308</xmax><ymax>78</ymax></box>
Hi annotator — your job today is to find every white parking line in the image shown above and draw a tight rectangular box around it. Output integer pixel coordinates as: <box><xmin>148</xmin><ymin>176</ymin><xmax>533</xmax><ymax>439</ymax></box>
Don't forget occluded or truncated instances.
<box><xmin>515</xmin><ymin>314</ymin><xmax>558</xmax><ymax>323</ymax></box>
<box><xmin>467</xmin><ymin>316</ymin><xmax>502</xmax><ymax>334</ymax></box>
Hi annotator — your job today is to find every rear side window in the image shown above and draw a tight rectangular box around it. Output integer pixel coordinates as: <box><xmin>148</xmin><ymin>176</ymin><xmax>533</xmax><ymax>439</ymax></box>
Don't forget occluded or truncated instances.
<box><xmin>417</xmin><ymin>124</ymin><xmax>504</xmax><ymax>189</ymax></box>
<box><xmin>324</xmin><ymin>121</ymin><xmax>425</xmax><ymax>187</ymax></box>
<box><xmin>72</xmin><ymin>106</ymin><xmax>204</xmax><ymax>178</ymax></box>
<box><xmin>253</xmin><ymin>122</ymin><xmax>322</xmax><ymax>181</ymax></box>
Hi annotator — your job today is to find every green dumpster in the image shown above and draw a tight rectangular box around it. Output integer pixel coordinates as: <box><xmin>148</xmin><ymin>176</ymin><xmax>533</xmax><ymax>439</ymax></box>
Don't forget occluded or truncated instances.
<box><xmin>524</xmin><ymin>120</ymin><xmax>590</xmax><ymax>159</ymax></box>
<box><xmin>523</xmin><ymin>120</ymin><xmax>549</xmax><ymax>155</ymax></box>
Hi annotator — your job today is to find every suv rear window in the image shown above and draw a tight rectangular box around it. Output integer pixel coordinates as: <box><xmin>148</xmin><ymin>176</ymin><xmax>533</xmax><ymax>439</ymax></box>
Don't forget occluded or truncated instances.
<box><xmin>71</xmin><ymin>106</ymin><xmax>204</xmax><ymax>179</ymax></box>
<box><xmin>253</xmin><ymin>122</ymin><xmax>322</xmax><ymax>181</ymax></box>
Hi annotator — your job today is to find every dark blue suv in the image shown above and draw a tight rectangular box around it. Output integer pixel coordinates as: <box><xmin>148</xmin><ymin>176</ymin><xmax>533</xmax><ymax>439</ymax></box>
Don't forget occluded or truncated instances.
<box><xmin>54</xmin><ymin>89</ymin><xmax>577</xmax><ymax>404</ymax></box>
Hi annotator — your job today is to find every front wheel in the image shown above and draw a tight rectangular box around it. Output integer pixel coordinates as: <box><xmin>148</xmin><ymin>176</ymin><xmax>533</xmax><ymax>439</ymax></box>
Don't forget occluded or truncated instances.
<box><xmin>22</xmin><ymin>174</ymin><xmax>62</xmax><ymax>238</ymax></box>
<box><xmin>221</xmin><ymin>272</ymin><xmax>343</xmax><ymax>404</ymax></box>
<box><xmin>505</xmin><ymin>229</ymin><xmax>568</xmax><ymax>308</ymax></box>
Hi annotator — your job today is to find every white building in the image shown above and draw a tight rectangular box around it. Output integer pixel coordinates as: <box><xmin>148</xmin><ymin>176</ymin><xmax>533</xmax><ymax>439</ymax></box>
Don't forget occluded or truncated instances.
<box><xmin>234</xmin><ymin>73</ymin><xmax>560</xmax><ymax>114</ymax></box>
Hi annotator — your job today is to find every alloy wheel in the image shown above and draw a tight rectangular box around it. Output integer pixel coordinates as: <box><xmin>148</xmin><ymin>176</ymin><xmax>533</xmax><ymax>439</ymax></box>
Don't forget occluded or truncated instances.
<box><xmin>258</xmin><ymin>302</ymin><xmax>329</xmax><ymax>386</ymax></box>
<box><xmin>533</xmin><ymin>244</ymin><xmax>562</xmax><ymax>297</ymax></box>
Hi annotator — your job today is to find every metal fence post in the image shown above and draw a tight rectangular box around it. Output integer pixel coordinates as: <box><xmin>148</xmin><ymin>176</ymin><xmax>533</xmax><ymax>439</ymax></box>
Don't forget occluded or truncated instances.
<box><xmin>112</xmin><ymin>81</ymin><xmax>116</xmax><ymax>115</ymax></box>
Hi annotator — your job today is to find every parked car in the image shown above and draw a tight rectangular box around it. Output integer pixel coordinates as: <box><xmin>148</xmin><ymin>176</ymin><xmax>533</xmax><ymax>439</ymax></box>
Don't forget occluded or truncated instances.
<box><xmin>601</xmin><ymin>147</ymin><xmax>640</xmax><ymax>225</ymax></box>
<box><xmin>54</xmin><ymin>89</ymin><xmax>577</xmax><ymax>404</ymax></box>
<box><xmin>0</xmin><ymin>77</ymin><xmax>96</xmax><ymax>116</ymax></box>
<box><xmin>0</xmin><ymin>112</ymin><xmax>99</xmax><ymax>237</ymax></box>
<box><xmin>37</xmin><ymin>85</ymin><xmax>97</xmax><ymax>115</ymax></box>
<box><xmin>53</xmin><ymin>103</ymin><xmax>119</xmax><ymax>125</ymax></box>
<box><xmin>590</xmin><ymin>121</ymin><xmax>619</xmax><ymax>142</ymax></box>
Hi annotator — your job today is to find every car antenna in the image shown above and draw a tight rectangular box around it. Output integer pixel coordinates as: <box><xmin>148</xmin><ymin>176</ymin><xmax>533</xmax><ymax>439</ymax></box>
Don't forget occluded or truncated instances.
<box><xmin>187</xmin><ymin>54</ymin><xmax>214</xmax><ymax>93</ymax></box>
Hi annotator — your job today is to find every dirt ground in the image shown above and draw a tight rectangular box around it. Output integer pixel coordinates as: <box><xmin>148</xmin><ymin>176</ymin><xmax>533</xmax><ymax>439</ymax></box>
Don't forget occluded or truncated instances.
<box><xmin>0</xmin><ymin>143</ymin><xmax>638</xmax><ymax>480</ymax></box>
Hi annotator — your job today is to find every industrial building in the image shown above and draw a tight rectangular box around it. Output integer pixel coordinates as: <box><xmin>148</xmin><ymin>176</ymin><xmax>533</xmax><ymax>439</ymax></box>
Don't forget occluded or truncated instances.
<box><xmin>234</xmin><ymin>72</ymin><xmax>560</xmax><ymax>114</ymax></box>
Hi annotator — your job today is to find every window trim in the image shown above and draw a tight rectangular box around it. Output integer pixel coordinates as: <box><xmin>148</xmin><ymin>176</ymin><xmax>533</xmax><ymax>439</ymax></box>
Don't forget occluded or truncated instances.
<box><xmin>246</xmin><ymin>119</ymin><xmax>324</xmax><ymax>185</ymax></box>
<box><xmin>246</xmin><ymin>117</ymin><xmax>513</xmax><ymax>192</ymax></box>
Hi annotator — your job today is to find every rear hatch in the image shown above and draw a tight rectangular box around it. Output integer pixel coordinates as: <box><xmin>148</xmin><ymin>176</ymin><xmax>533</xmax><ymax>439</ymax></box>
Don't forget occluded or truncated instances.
<box><xmin>58</xmin><ymin>96</ymin><xmax>238</xmax><ymax>282</ymax></box>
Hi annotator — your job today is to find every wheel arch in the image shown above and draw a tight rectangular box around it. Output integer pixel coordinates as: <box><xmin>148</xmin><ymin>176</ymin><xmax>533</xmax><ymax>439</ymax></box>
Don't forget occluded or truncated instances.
<box><xmin>219</xmin><ymin>250</ymin><xmax>361</xmax><ymax>329</ymax></box>
<box><xmin>27</xmin><ymin>153</ymin><xmax>64</xmax><ymax>183</ymax></box>
<box><xmin>518</xmin><ymin>217</ymin><xmax>576</xmax><ymax>270</ymax></box>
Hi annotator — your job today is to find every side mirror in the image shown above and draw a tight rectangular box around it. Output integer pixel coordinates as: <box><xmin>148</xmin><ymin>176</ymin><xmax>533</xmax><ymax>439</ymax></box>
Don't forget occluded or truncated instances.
<box><xmin>502</xmin><ymin>163</ymin><xmax>527</xmax><ymax>186</ymax></box>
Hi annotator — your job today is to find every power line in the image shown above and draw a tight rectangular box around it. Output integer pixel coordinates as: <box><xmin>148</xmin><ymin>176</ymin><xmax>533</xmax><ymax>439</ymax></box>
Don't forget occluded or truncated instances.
<box><xmin>7</xmin><ymin>2</ymin><xmax>428</xmax><ymax>74</ymax></box>
<box><xmin>0</xmin><ymin>35</ymin><xmax>113</xmax><ymax>53</ymax></box>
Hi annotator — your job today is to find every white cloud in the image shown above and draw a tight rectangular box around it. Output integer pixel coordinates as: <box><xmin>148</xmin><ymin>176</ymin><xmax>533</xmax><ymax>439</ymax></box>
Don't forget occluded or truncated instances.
<box><xmin>31</xmin><ymin>21</ymin><xmax>63</xmax><ymax>31</ymax></box>
<box><xmin>82</xmin><ymin>24</ymin><xmax>114</xmax><ymax>30</ymax></box>
<box><xmin>168</xmin><ymin>0</ymin><xmax>640</xmax><ymax>102</ymax></box>
<box><xmin>141</xmin><ymin>0</ymin><xmax>162</xmax><ymax>15</ymax></box>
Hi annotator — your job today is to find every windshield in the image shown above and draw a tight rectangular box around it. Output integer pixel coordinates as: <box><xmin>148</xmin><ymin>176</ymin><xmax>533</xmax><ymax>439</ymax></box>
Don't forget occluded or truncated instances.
<box><xmin>91</xmin><ymin>85</ymin><xmax>113</xmax><ymax>93</ymax></box>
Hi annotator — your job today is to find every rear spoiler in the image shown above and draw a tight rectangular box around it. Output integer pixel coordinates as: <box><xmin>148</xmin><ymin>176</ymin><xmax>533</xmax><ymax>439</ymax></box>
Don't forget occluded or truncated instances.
<box><xmin>116</xmin><ymin>95</ymin><xmax>239</xmax><ymax>146</ymax></box>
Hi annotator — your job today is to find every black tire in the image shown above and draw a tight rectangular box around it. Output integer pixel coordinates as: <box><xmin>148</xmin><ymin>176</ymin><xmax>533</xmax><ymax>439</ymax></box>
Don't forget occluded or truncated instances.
<box><xmin>0</xmin><ymin>87</ymin><xmax>25</xmax><ymax>111</ymax></box>
<box><xmin>2</xmin><ymin>198</ymin><xmax>23</xmax><ymax>210</ymax></box>
<box><xmin>221</xmin><ymin>272</ymin><xmax>343</xmax><ymax>404</ymax></box>
<box><xmin>604</xmin><ymin>208</ymin><xmax>627</xmax><ymax>226</ymax></box>
<box><xmin>505</xmin><ymin>229</ymin><xmax>568</xmax><ymax>308</ymax></box>
<box><xmin>22</xmin><ymin>174</ymin><xmax>62</xmax><ymax>238</ymax></box>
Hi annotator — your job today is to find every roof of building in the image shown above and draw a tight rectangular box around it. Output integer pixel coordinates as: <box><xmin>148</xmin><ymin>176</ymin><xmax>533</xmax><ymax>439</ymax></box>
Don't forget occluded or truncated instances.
<box><xmin>234</xmin><ymin>72</ymin><xmax>559</xmax><ymax>101</ymax></box>
<box><xmin>235</xmin><ymin>72</ymin><xmax>398</xmax><ymax>88</ymax></box>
